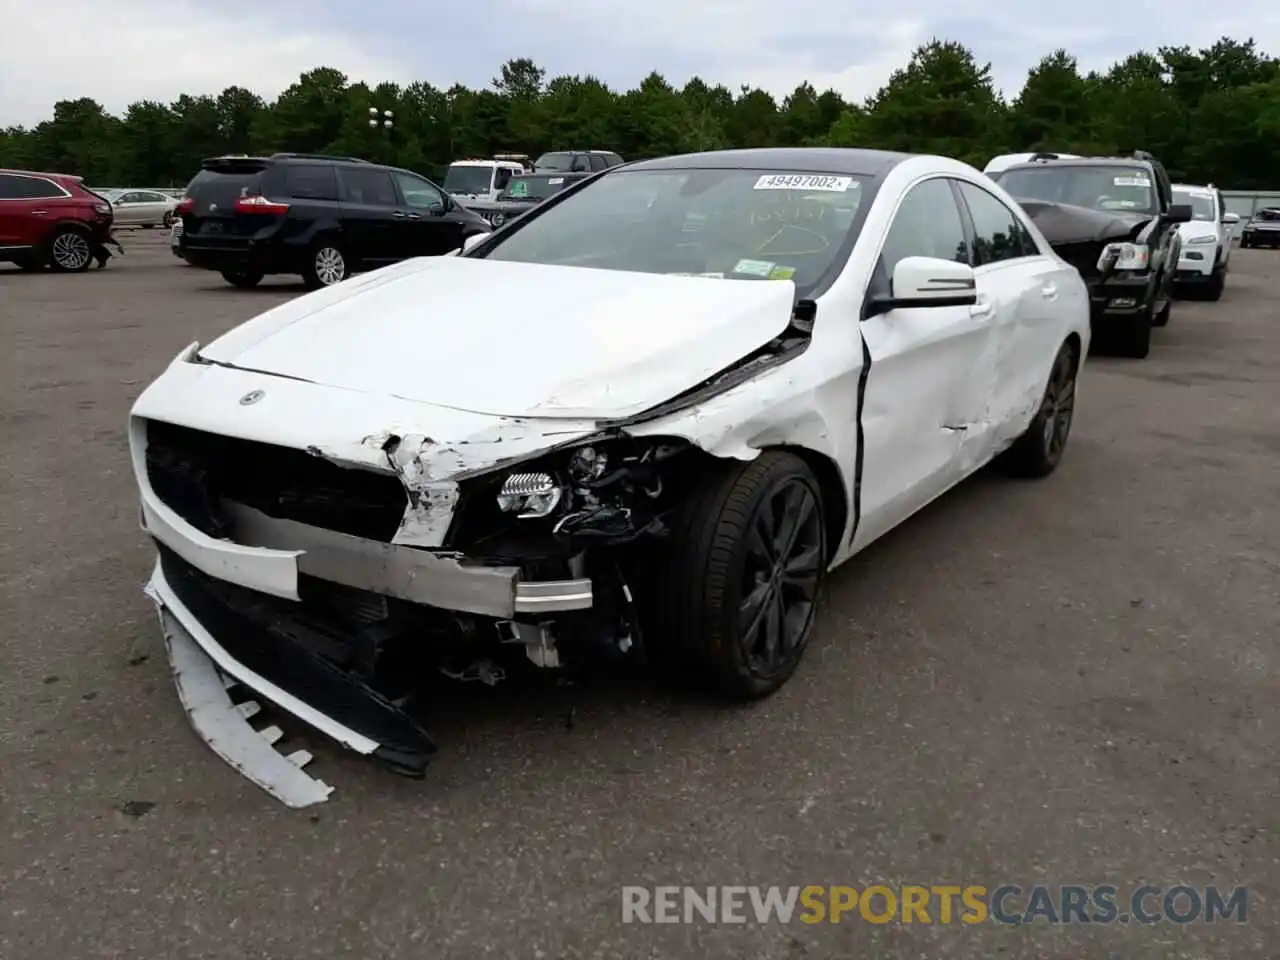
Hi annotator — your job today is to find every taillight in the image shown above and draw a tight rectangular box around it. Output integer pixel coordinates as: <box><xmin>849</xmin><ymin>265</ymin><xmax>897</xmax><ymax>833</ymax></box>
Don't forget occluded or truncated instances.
<box><xmin>234</xmin><ymin>194</ymin><xmax>290</xmax><ymax>215</ymax></box>
<box><xmin>175</xmin><ymin>196</ymin><xmax>194</xmax><ymax>215</ymax></box>
<box><xmin>93</xmin><ymin>202</ymin><xmax>111</xmax><ymax>216</ymax></box>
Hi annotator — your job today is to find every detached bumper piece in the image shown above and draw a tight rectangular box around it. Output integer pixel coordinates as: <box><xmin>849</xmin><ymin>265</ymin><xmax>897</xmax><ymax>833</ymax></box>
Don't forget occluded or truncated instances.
<box><xmin>146</xmin><ymin>544</ymin><xmax>437</xmax><ymax>806</ymax></box>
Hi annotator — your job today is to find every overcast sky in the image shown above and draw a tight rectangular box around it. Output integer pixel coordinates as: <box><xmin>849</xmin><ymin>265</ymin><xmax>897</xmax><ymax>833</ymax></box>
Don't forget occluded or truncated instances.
<box><xmin>2</xmin><ymin>0</ymin><xmax>1278</xmax><ymax>127</ymax></box>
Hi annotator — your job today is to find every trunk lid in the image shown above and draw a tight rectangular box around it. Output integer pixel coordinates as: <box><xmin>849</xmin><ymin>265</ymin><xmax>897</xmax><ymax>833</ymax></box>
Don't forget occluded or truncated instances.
<box><xmin>183</xmin><ymin>158</ymin><xmax>271</xmax><ymax>240</ymax></box>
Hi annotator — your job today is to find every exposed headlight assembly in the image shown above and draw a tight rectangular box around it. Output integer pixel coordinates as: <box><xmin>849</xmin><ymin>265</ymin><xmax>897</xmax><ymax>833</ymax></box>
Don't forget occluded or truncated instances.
<box><xmin>491</xmin><ymin>212</ymin><xmax>506</xmax><ymax>227</ymax></box>
<box><xmin>1098</xmin><ymin>242</ymin><xmax>1150</xmax><ymax>271</ymax></box>
<box><xmin>497</xmin><ymin>472</ymin><xmax>562</xmax><ymax>518</ymax></box>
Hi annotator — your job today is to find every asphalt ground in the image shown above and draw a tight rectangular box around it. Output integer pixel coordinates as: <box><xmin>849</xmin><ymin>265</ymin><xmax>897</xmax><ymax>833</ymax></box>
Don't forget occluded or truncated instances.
<box><xmin>1</xmin><ymin>232</ymin><xmax>1276</xmax><ymax>959</ymax></box>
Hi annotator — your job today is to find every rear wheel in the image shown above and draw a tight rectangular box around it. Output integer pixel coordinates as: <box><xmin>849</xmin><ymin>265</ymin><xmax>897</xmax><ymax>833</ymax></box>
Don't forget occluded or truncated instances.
<box><xmin>999</xmin><ymin>341</ymin><xmax>1078</xmax><ymax>478</ymax></box>
<box><xmin>303</xmin><ymin>241</ymin><xmax>348</xmax><ymax>289</ymax></box>
<box><xmin>221</xmin><ymin>268</ymin><xmax>264</xmax><ymax>289</ymax></box>
<box><xmin>47</xmin><ymin>227</ymin><xmax>93</xmax><ymax>272</ymax></box>
<box><xmin>653</xmin><ymin>451</ymin><xmax>827</xmax><ymax>700</ymax></box>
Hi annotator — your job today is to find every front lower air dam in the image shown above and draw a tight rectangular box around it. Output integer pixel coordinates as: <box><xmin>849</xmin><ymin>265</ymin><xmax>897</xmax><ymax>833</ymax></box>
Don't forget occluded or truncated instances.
<box><xmin>142</xmin><ymin>551</ymin><xmax>437</xmax><ymax>808</ymax></box>
<box><xmin>145</xmin><ymin>572</ymin><xmax>335</xmax><ymax>807</ymax></box>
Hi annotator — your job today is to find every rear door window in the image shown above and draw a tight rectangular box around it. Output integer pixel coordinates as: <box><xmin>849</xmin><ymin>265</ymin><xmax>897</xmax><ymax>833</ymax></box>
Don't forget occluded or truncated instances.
<box><xmin>339</xmin><ymin>167</ymin><xmax>399</xmax><ymax>206</ymax></box>
<box><xmin>0</xmin><ymin>175</ymin><xmax>67</xmax><ymax>199</ymax></box>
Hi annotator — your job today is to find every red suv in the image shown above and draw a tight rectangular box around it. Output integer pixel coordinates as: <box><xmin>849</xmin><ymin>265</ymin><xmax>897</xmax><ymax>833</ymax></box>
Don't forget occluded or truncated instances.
<box><xmin>0</xmin><ymin>169</ymin><xmax>114</xmax><ymax>272</ymax></box>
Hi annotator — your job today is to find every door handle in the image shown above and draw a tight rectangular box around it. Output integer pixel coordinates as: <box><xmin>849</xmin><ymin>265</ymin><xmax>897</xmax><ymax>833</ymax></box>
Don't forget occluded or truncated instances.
<box><xmin>405</xmin><ymin>213</ymin><xmax>422</xmax><ymax>220</ymax></box>
<box><xmin>1040</xmin><ymin>282</ymin><xmax>1058</xmax><ymax>299</ymax></box>
<box><xmin>30</xmin><ymin>209</ymin><xmax>47</xmax><ymax>216</ymax></box>
<box><xmin>391</xmin><ymin>211</ymin><xmax>408</xmax><ymax>219</ymax></box>
<box><xmin>969</xmin><ymin>299</ymin><xmax>993</xmax><ymax>319</ymax></box>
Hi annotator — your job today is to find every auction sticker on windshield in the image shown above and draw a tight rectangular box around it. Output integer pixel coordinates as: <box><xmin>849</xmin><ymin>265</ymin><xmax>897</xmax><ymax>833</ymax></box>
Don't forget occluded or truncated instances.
<box><xmin>755</xmin><ymin>174</ymin><xmax>854</xmax><ymax>192</ymax></box>
<box><xmin>1114</xmin><ymin>176</ymin><xmax>1151</xmax><ymax>187</ymax></box>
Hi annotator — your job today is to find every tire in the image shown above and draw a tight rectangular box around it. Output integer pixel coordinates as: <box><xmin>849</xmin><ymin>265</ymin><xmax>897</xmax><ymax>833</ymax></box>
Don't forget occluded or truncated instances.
<box><xmin>1115</xmin><ymin>304</ymin><xmax>1153</xmax><ymax>359</ymax></box>
<box><xmin>47</xmin><ymin>227</ymin><xmax>93</xmax><ymax>272</ymax></box>
<box><xmin>221</xmin><ymin>268</ymin><xmax>264</xmax><ymax>289</ymax></box>
<box><xmin>999</xmin><ymin>341</ymin><xmax>1078</xmax><ymax>478</ymax></box>
<box><xmin>653</xmin><ymin>451</ymin><xmax>827</xmax><ymax>700</ymax></box>
<box><xmin>303</xmin><ymin>240</ymin><xmax>348</xmax><ymax>289</ymax></box>
<box><xmin>1152</xmin><ymin>297</ymin><xmax>1171</xmax><ymax>327</ymax></box>
<box><xmin>1205</xmin><ymin>266</ymin><xmax>1225</xmax><ymax>301</ymax></box>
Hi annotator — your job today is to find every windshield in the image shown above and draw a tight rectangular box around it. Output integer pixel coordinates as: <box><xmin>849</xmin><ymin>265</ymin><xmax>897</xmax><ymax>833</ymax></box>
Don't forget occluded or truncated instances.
<box><xmin>476</xmin><ymin>168</ymin><xmax>868</xmax><ymax>296</ymax></box>
<box><xmin>998</xmin><ymin>165</ymin><xmax>1157</xmax><ymax>215</ymax></box>
<box><xmin>442</xmin><ymin>165</ymin><xmax>493</xmax><ymax>195</ymax></box>
<box><xmin>499</xmin><ymin>175</ymin><xmax>575</xmax><ymax>202</ymax></box>
<box><xmin>1173</xmin><ymin>188</ymin><xmax>1216</xmax><ymax>221</ymax></box>
<box><xmin>534</xmin><ymin>152</ymin><xmax>580</xmax><ymax>172</ymax></box>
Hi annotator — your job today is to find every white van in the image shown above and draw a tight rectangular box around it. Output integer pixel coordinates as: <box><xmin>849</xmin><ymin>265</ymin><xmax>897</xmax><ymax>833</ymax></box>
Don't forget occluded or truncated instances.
<box><xmin>441</xmin><ymin>156</ymin><xmax>533</xmax><ymax>203</ymax></box>
<box><xmin>984</xmin><ymin>152</ymin><xmax>1082</xmax><ymax>177</ymax></box>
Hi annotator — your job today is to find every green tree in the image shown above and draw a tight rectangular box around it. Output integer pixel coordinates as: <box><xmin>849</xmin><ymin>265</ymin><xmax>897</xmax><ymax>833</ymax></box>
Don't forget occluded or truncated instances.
<box><xmin>860</xmin><ymin>40</ymin><xmax>1008</xmax><ymax>166</ymax></box>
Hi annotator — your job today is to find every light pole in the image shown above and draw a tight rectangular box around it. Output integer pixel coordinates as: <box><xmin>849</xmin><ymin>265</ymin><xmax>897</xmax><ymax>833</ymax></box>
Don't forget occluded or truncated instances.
<box><xmin>368</xmin><ymin>107</ymin><xmax>394</xmax><ymax>161</ymax></box>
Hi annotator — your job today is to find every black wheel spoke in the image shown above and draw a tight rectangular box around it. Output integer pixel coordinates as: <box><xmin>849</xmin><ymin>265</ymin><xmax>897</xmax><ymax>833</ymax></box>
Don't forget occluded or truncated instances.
<box><xmin>739</xmin><ymin>579</ymin><xmax>771</xmax><ymax>639</ymax></box>
<box><xmin>735</xmin><ymin>474</ymin><xmax>824</xmax><ymax>676</ymax></box>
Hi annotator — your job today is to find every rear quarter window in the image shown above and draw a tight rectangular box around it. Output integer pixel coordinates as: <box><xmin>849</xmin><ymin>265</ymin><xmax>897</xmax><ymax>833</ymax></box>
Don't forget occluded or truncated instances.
<box><xmin>266</xmin><ymin>164</ymin><xmax>339</xmax><ymax>201</ymax></box>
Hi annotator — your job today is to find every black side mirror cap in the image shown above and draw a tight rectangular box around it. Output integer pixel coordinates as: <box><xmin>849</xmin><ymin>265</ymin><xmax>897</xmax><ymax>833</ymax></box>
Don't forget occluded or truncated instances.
<box><xmin>1164</xmin><ymin>203</ymin><xmax>1193</xmax><ymax>225</ymax></box>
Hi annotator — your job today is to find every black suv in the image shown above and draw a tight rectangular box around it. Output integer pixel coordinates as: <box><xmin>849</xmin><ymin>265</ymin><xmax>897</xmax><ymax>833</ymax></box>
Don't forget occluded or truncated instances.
<box><xmin>992</xmin><ymin>151</ymin><xmax>1191</xmax><ymax>358</ymax></box>
<box><xmin>532</xmin><ymin>150</ymin><xmax>624</xmax><ymax>173</ymax></box>
<box><xmin>176</xmin><ymin>153</ymin><xmax>491</xmax><ymax>289</ymax></box>
<box><xmin>462</xmin><ymin>171</ymin><xmax>593</xmax><ymax>228</ymax></box>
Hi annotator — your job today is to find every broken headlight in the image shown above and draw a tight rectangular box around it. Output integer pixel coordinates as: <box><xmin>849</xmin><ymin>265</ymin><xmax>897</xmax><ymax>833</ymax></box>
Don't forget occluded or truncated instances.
<box><xmin>497</xmin><ymin>472</ymin><xmax>562</xmax><ymax>518</ymax></box>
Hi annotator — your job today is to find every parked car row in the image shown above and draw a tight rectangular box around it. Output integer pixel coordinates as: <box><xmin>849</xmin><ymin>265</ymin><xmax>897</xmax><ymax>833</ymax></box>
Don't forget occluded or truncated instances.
<box><xmin>988</xmin><ymin>150</ymin><xmax>1235</xmax><ymax>359</ymax></box>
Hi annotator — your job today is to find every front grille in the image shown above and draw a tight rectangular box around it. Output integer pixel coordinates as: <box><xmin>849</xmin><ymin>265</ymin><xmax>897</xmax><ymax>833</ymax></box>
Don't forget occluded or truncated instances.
<box><xmin>143</xmin><ymin>418</ymin><xmax>408</xmax><ymax>542</ymax></box>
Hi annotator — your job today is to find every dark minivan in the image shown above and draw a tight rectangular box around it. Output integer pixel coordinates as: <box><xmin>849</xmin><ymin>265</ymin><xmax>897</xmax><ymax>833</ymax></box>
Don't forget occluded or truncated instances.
<box><xmin>176</xmin><ymin>152</ymin><xmax>491</xmax><ymax>289</ymax></box>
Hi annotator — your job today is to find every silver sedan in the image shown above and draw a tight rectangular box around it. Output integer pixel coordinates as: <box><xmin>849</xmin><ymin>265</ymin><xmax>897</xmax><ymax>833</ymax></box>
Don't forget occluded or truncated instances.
<box><xmin>111</xmin><ymin>190</ymin><xmax>178</xmax><ymax>228</ymax></box>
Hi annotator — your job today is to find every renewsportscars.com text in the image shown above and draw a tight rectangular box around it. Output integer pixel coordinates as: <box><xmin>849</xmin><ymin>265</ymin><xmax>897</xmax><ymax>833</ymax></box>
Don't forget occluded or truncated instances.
<box><xmin>621</xmin><ymin>884</ymin><xmax>1248</xmax><ymax>925</ymax></box>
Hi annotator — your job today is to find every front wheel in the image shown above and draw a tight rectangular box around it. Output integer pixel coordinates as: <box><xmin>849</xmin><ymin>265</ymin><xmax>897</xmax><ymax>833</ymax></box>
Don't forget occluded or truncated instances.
<box><xmin>999</xmin><ymin>341</ymin><xmax>1078</xmax><ymax>478</ymax></box>
<box><xmin>655</xmin><ymin>452</ymin><xmax>827</xmax><ymax>700</ymax></box>
<box><xmin>1114</xmin><ymin>307</ymin><xmax>1152</xmax><ymax>359</ymax></box>
<box><xmin>303</xmin><ymin>242</ymin><xmax>348</xmax><ymax>289</ymax></box>
<box><xmin>1205</xmin><ymin>267</ymin><xmax>1225</xmax><ymax>301</ymax></box>
<box><xmin>221</xmin><ymin>268</ymin><xmax>264</xmax><ymax>289</ymax></box>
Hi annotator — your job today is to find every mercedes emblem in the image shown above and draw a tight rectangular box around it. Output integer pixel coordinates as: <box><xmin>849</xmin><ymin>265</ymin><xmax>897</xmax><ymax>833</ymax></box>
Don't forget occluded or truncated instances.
<box><xmin>239</xmin><ymin>389</ymin><xmax>265</xmax><ymax>405</ymax></box>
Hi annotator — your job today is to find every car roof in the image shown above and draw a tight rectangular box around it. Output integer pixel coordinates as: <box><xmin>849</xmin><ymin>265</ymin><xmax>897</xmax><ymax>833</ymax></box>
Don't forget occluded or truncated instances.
<box><xmin>1173</xmin><ymin>183</ymin><xmax>1215</xmax><ymax>191</ymax></box>
<box><xmin>626</xmin><ymin>147</ymin><xmax>913</xmax><ymax>177</ymax></box>
<box><xmin>1002</xmin><ymin>157</ymin><xmax>1151</xmax><ymax>173</ymax></box>
<box><xmin>0</xmin><ymin>168</ymin><xmax>81</xmax><ymax>183</ymax></box>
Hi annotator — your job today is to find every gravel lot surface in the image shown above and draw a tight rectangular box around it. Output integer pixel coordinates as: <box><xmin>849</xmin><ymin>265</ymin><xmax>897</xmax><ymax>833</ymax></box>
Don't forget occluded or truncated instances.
<box><xmin>1</xmin><ymin>234</ymin><xmax>1276</xmax><ymax>959</ymax></box>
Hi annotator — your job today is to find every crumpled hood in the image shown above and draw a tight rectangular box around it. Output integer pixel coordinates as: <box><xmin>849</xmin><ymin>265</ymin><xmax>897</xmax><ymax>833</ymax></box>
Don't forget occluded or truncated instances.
<box><xmin>198</xmin><ymin>256</ymin><xmax>798</xmax><ymax>421</ymax></box>
<box><xmin>1014</xmin><ymin>199</ymin><xmax>1151</xmax><ymax>245</ymax></box>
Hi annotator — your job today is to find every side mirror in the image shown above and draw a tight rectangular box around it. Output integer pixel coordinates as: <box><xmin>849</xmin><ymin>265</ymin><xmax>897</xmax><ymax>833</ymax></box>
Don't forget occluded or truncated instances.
<box><xmin>1223</xmin><ymin>212</ymin><xmax>1240</xmax><ymax>225</ymax></box>
<box><xmin>1164</xmin><ymin>203</ymin><xmax>1193</xmax><ymax>225</ymax></box>
<box><xmin>881</xmin><ymin>257</ymin><xmax>978</xmax><ymax>309</ymax></box>
<box><xmin>458</xmin><ymin>232</ymin><xmax>489</xmax><ymax>255</ymax></box>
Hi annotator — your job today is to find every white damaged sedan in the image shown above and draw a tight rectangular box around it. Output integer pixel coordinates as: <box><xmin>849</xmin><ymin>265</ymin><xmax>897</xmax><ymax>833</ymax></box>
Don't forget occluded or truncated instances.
<box><xmin>130</xmin><ymin>148</ymin><xmax>1090</xmax><ymax>805</ymax></box>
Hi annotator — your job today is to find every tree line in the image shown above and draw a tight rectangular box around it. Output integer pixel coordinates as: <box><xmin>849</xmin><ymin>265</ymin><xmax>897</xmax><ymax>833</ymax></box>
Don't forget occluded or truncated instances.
<box><xmin>2</xmin><ymin>38</ymin><xmax>1278</xmax><ymax>190</ymax></box>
